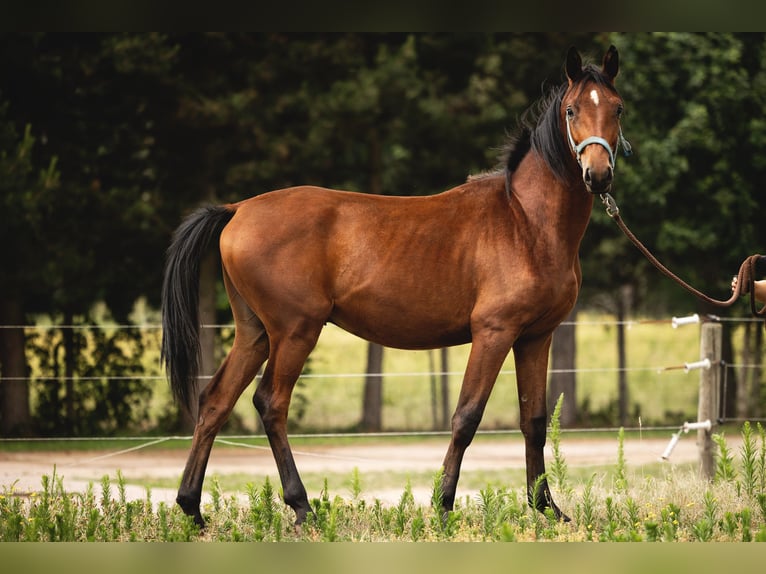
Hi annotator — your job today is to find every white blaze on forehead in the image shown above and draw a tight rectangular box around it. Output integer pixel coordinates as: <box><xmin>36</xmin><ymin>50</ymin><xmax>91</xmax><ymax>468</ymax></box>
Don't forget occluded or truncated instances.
<box><xmin>590</xmin><ymin>89</ymin><xmax>599</xmax><ymax>106</ymax></box>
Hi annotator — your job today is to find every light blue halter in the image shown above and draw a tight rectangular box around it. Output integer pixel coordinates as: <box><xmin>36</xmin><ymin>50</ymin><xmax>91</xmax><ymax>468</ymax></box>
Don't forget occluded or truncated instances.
<box><xmin>566</xmin><ymin>112</ymin><xmax>632</xmax><ymax>168</ymax></box>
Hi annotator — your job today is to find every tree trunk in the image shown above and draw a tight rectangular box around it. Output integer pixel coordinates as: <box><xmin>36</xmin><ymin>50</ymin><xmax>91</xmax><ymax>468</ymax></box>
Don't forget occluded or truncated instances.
<box><xmin>548</xmin><ymin>307</ymin><xmax>577</xmax><ymax>427</ymax></box>
<box><xmin>360</xmin><ymin>126</ymin><xmax>384</xmax><ymax>432</ymax></box>
<box><xmin>750</xmin><ymin>324</ymin><xmax>762</xmax><ymax>419</ymax></box>
<box><xmin>616</xmin><ymin>288</ymin><xmax>629</xmax><ymax>427</ymax></box>
<box><xmin>440</xmin><ymin>347</ymin><xmax>450</xmax><ymax>430</ymax></box>
<box><xmin>429</xmin><ymin>348</ymin><xmax>452</xmax><ymax>430</ymax></box>
<box><xmin>721</xmin><ymin>323</ymin><xmax>737</xmax><ymax>420</ymax></box>
<box><xmin>63</xmin><ymin>310</ymin><xmax>76</xmax><ymax>435</ymax></box>
<box><xmin>0</xmin><ymin>298</ymin><xmax>32</xmax><ymax>436</ymax></box>
<box><xmin>429</xmin><ymin>350</ymin><xmax>438</xmax><ymax>430</ymax></box>
<box><xmin>737</xmin><ymin>321</ymin><xmax>753</xmax><ymax>419</ymax></box>
<box><xmin>361</xmin><ymin>342</ymin><xmax>384</xmax><ymax>431</ymax></box>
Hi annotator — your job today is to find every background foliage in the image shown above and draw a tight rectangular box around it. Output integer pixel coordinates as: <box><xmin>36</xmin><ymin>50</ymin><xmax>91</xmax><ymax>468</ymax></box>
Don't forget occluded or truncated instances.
<box><xmin>1</xmin><ymin>33</ymin><xmax>764</xmax><ymax>436</ymax></box>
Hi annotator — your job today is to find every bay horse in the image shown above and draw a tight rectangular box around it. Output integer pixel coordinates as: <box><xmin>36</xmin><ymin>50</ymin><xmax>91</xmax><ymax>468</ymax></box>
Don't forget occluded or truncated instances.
<box><xmin>161</xmin><ymin>45</ymin><xmax>628</xmax><ymax>528</ymax></box>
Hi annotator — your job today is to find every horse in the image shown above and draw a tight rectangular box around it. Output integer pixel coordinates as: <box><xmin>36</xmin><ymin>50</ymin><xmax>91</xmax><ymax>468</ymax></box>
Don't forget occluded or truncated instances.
<box><xmin>161</xmin><ymin>45</ymin><xmax>628</xmax><ymax>528</ymax></box>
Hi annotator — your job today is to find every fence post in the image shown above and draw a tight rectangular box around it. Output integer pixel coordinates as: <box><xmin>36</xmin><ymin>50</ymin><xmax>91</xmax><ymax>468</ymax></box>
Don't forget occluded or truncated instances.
<box><xmin>697</xmin><ymin>321</ymin><xmax>722</xmax><ymax>480</ymax></box>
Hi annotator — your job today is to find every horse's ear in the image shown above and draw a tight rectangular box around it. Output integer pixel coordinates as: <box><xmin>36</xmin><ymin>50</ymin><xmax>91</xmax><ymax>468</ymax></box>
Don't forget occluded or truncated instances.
<box><xmin>602</xmin><ymin>45</ymin><xmax>619</xmax><ymax>82</ymax></box>
<box><xmin>565</xmin><ymin>46</ymin><xmax>582</xmax><ymax>84</ymax></box>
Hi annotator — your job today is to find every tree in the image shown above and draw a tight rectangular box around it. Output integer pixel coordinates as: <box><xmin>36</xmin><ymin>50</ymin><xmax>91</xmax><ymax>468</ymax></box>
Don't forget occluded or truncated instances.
<box><xmin>0</xmin><ymin>33</ymin><xmax>183</xmax><ymax>434</ymax></box>
<box><xmin>0</xmin><ymin>119</ymin><xmax>59</xmax><ymax>436</ymax></box>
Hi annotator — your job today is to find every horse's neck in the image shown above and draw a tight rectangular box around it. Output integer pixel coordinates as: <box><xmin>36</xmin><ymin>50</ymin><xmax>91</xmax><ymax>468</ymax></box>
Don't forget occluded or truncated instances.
<box><xmin>511</xmin><ymin>153</ymin><xmax>594</xmax><ymax>256</ymax></box>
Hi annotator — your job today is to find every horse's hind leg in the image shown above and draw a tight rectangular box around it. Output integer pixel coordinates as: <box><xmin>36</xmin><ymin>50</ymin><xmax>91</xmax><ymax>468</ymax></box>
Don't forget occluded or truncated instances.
<box><xmin>176</xmin><ymin>279</ymin><xmax>268</xmax><ymax>528</ymax></box>
<box><xmin>252</xmin><ymin>322</ymin><xmax>323</xmax><ymax>525</ymax></box>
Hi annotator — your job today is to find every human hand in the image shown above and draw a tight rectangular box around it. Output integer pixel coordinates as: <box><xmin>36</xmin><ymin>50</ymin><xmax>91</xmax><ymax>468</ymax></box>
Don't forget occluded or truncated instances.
<box><xmin>732</xmin><ymin>275</ymin><xmax>749</xmax><ymax>295</ymax></box>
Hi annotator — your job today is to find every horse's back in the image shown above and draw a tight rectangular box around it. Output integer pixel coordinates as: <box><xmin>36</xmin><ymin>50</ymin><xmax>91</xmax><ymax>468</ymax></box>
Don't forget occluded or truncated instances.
<box><xmin>223</xmin><ymin>183</ymin><xmax>502</xmax><ymax>258</ymax></box>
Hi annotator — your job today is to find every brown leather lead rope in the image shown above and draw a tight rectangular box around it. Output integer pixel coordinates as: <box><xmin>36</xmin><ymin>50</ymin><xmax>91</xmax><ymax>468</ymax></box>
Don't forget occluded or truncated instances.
<box><xmin>599</xmin><ymin>192</ymin><xmax>766</xmax><ymax>323</ymax></box>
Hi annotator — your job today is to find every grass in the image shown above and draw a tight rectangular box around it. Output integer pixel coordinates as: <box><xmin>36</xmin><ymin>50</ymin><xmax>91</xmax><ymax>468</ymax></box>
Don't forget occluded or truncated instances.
<box><xmin>3</xmin><ymin>415</ymin><xmax>766</xmax><ymax>542</ymax></box>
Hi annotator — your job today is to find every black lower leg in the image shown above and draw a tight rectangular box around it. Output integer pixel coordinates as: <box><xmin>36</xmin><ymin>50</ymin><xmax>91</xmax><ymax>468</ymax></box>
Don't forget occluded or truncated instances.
<box><xmin>524</xmin><ymin>414</ymin><xmax>570</xmax><ymax>522</ymax></box>
<box><xmin>441</xmin><ymin>408</ymin><xmax>482</xmax><ymax>513</ymax></box>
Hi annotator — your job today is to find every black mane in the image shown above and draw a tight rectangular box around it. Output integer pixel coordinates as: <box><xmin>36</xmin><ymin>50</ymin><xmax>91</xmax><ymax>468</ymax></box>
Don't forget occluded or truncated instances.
<box><xmin>475</xmin><ymin>63</ymin><xmax>618</xmax><ymax>184</ymax></box>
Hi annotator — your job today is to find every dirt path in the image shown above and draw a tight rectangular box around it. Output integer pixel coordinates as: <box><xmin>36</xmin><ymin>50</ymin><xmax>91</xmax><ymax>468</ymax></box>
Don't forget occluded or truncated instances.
<box><xmin>1</xmin><ymin>432</ymin><xmax>720</xmax><ymax>508</ymax></box>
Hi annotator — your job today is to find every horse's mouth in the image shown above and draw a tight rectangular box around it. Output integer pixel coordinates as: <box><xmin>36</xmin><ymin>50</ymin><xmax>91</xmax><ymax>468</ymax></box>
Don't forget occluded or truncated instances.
<box><xmin>586</xmin><ymin>182</ymin><xmax>612</xmax><ymax>195</ymax></box>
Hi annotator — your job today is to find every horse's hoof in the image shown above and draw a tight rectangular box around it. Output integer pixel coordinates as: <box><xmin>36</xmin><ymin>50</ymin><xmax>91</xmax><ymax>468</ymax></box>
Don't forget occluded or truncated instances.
<box><xmin>193</xmin><ymin>512</ymin><xmax>206</xmax><ymax>529</ymax></box>
<box><xmin>551</xmin><ymin>504</ymin><xmax>571</xmax><ymax>523</ymax></box>
<box><xmin>176</xmin><ymin>494</ymin><xmax>205</xmax><ymax>529</ymax></box>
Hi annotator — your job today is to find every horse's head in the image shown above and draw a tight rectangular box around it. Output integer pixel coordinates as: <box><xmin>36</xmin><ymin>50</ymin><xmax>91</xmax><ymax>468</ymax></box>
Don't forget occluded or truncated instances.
<box><xmin>562</xmin><ymin>45</ymin><xmax>629</xmax><ymax>194</ymax></box>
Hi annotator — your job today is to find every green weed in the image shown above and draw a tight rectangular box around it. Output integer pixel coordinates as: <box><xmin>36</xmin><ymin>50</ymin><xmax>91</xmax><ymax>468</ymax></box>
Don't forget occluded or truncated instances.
<box><xmin>713</xmin><ymin>432</ymin><xmax>737</xmax><ymax>484</ymax></box>
<box><xmin>614</xmin><ymin>427</ymin><xmax>628</xmax><ymax>493</ymax></box>
<box><xmin>740</xmin><ymin>422</ymin><xmax>757</xmax><ymax>498</ymax></box>
<box><xmin>549</xmin><ymin>394</ymin><xmax>571</xmax><ymax>496</ymax></box>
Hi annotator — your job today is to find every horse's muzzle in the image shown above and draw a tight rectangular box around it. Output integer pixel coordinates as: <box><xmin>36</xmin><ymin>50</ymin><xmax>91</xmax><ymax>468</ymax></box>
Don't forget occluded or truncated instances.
<box><xmin>583</xmin><ymin>165</ymin><xmax>613</xmax><ymax>194</ymax></box>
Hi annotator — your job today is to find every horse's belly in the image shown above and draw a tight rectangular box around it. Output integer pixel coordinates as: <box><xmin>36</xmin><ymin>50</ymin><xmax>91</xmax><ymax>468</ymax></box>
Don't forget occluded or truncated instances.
<box><xmin>328</xmin><ymin>304</ymin><xmax>472</xmax><ymax>350</ymax></box>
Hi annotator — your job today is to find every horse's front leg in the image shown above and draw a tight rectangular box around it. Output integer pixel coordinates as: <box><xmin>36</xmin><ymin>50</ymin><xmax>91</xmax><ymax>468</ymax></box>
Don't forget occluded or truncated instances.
<box><xmin>513</xmin><ymin>333</ymin><xmax>570</xmax><ymax>522</ymax></box>
<box><xmin>440</xmin><ymin>327</ymin><xmax>515</xmax><ymax>513</ymax></box>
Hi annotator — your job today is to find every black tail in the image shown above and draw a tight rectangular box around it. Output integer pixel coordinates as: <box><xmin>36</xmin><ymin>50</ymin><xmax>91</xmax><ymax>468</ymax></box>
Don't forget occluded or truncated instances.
<box><xmin>161</xmin><ymin>205</ymin><xmax>236</xmax><ymax>412</ymax></box>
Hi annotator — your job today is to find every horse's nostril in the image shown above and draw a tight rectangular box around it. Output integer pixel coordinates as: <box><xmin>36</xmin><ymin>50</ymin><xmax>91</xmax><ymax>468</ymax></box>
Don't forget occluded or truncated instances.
<box><xmin>583</xmin><ymin>165</ymin><xmax>614</xmax><ymax>192</ymax></box>
<box><xmin>584</xmin><ymin>166</ymin><xmax>612</xmax><ymax>187</ymax></box>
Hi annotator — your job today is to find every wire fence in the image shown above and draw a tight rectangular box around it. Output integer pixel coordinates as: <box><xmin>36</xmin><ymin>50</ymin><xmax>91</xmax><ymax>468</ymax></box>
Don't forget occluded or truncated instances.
<box><xmin>0</xmin><ymin>364</ymin><xmax>764</xmax><ymax>384</ymax></box>
<box><xmin>1</xmin><ymin>314</ymin><xmax>764</xmax><ymax>443</ymax></box>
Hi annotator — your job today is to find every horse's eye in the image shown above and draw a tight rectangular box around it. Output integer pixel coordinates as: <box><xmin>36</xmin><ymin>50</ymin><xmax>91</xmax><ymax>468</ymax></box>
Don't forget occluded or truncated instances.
<box><xmin>566</xmin><ymin>106</ymin><xmax>574</xmax><ymax>119</ymax></box>
<box><xmin>616</xmin><ymin>104</ymin><xmax>624</xmax><ymax>118</ymax></box>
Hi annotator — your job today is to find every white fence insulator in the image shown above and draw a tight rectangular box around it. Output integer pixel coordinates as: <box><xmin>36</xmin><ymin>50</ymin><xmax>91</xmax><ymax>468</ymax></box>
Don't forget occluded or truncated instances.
<box><xmin>682</xmin><ymin>420</ymin><xmax>712</xmax><ymax>432</ymax></box>
<box><xmin>660</xmin><ymin>432</ymin><xmax>682</xmax><ymax>461</ymax></box>
<box><xmin>684</xmin><ymin>358</ymin><xmax>711</xmax><ymax>373</ymax></box>
<box><xmin>672</xmin><ymin>313</ymin><xmax>700</xmax><ymax>329</ymax></box>
<box><xmin>660</xmin><ymin>419</ymin><xmax>712</xmax><ymax>460</ymax></box>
